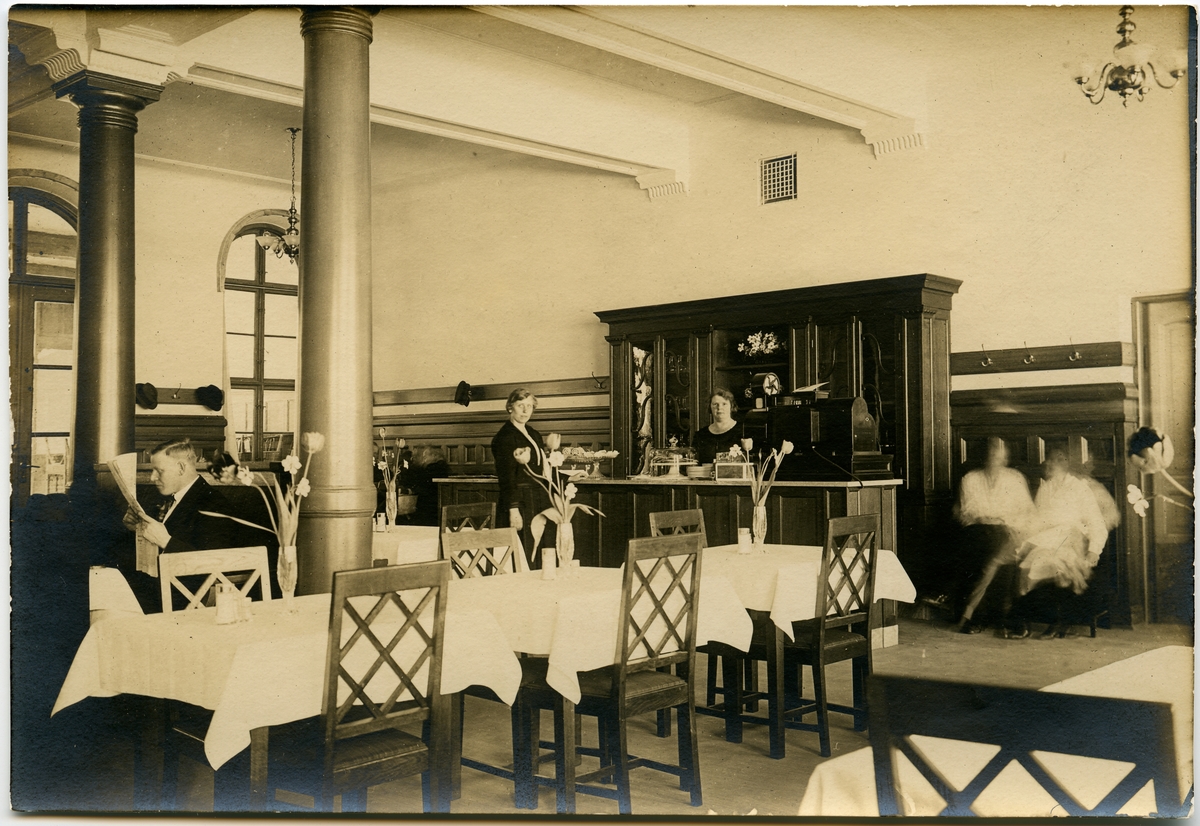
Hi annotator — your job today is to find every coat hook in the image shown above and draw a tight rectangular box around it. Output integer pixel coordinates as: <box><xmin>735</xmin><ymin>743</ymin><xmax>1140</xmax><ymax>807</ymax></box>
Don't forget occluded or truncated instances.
<box><xmin>591</xmin><ymin>372</ymin><xmax>608</xmax><ymax>390</ymax></box>
<box><xmin>1068</xmin><ymin>339</ymin><xmax>1082</xmax><ymax>362</ymax></box>
<box><xmin>980</xmin><ymin>346</ymin><xmax>993</xmax><ymax>367</ymax></box>
<box><xmin>172</xmin><ymin>384</ymin><xmax>182</xmax><ymax>399</ymax></box>
<box><xmin>1022</xmin><ymin>342</ymin><xmax>1035</xmax><ymax>365</ymax></box>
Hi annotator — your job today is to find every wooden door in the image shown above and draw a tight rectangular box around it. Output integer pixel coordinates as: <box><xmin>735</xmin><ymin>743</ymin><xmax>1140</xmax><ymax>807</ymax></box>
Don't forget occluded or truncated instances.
<box><xmin>1135</xmin><ymin>294</ymin><xmax>1194</xmax><ymax>623</ymax></box>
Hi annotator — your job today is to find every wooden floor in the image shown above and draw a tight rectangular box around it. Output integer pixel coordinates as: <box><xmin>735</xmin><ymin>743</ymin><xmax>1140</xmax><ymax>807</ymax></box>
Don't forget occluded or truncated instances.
<box><xmin>22</xmin><ymin>615</ymin><xmax>1192</xmax><ymax>817</ymax></box>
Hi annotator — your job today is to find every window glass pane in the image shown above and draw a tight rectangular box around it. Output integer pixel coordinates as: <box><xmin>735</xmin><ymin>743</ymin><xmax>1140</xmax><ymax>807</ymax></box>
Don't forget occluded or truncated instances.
<box><xmin>33</xmin><ymin>301</ymin><xmax>73</xmax><ymax>365</ymax></box>
<box><xmin>226</xmin><ymin>333</ymin><xmax>255</xmax><ymax>379</ymax></box>
<box><xmin>226</xmin><ymin>234</ymin><xmax>258</xmax><ymax>283</ymax></box>
<box><xmin>225</xmin><ymin>288</ymin><xmax>255</xmax><ymax>335</ymax></box>
<box><xmin>32</xmin><ymin>368</ymin><xmax>74</xmax><ymax>432</ymax></box>
<box><xmin>30</xmin><ymin>436</ymin><xmax>70</xmax><ymax>496</ymax></box>
<box><xmin>263</xmin><ymin>389</ymin><xmax>296</xmax><ymax>435</ymax></box>
<box><xmin>263</xmin><ymin>248</ymin><xmax>298</xmax><ymax>286</ymax></box>
<box><xmin>263</xmin><ymin>336</ymin><xmax>297</xmax><ymax>381</ymax></box>
<box><xmin>229</xmin><ymin>387</ymin><xmax>256</xmax><ymax>461</ymax></box>
<box><xmin>264</xmin><ymin>293</ymin><xmax>297</xmax><ymax>337</ymax></box>
<box><xmin>25</xmin><ymin>204</ymin><xmax>76</xmax><ymax>279</ymax></box>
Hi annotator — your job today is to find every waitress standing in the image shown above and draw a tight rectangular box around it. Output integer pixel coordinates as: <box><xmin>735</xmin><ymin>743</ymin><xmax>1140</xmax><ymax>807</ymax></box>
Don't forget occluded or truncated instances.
<box><xmin>692</xmin><ymin>388</ymin><xmax>746</xmax><ymax>464</ymax></box>
<box><xmin>492</xmin><ymin>387</ymin><xmax>554</xmax><ymax>568</ymax></box>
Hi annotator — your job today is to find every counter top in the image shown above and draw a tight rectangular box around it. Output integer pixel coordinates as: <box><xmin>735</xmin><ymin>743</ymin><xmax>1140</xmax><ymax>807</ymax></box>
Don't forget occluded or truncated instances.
<box><xmin>436</xmin><ymin>476</ymin><xmax>900</xmax><ymax>489</ymax></box>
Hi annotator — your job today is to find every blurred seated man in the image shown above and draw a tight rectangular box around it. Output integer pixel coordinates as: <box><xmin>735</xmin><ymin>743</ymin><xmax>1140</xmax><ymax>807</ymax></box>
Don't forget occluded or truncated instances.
<box><xmin>1010</xmin><ymin>450</ymin><xmax>1110</xmax><ymax>638</ymax></box>
<box><xmin>123</xmin><ymin>437</ymin><xmax>245</xmax><ymax>610</ymax></box>
<box><xmin>954</xmin><ymin>437</ymin><xmax>1036</xmax><ymax>635</ymax></box>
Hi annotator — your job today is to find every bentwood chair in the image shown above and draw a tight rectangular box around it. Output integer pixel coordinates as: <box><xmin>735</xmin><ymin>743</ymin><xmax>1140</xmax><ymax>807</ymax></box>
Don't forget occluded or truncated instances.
<box><xmin>518</xmin><ymin>533</ymin><xmax>705</xmax><ymax>814</ymax></box>
<box><xmin>267</xmin><ymin>561</ymin><xmax>454</xmax><ymax>812</ymax></box>
<box><xmin>868</xmin><ymin>675</ymin><xmax>1187</xmax><ymax>817</ymax></box>
<box><xmin>158</xmin><ymin>546</ymin><xmax>272</xmax><ymax>614</ymax></box>
<box><xmin>718</xmin><ymin>514</ymin><xmax>879</xmax><ymax>758</ymax></box>
<box><xmin>158</xmin><ymin>546</ymin><xmax>273</xmax><ymax>809</ymax></box>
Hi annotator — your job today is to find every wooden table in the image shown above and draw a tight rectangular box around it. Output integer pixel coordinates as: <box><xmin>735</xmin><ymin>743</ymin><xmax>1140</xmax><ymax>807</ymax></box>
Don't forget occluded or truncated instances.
<box><xmin>797</xmin><ymin>645</ymin><xmax>1194</xmax><ymax>817</ymax></box>
<box><xmin>53</xmin><ymin>590</ymin><xmax>522</xmax><ymax>810</ymax></box>
<box><xmin>702</xmin><ymin>543</ymin><xmax>916</xmax><ymax>758</ymax></box>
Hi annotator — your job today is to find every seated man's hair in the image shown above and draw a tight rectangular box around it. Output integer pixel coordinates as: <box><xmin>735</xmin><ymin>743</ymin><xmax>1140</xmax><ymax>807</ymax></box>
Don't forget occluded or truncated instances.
<box><xmin>151</xmin><ymin>437</ymin><xmax>197</xmax><ymax>462</ymax></box>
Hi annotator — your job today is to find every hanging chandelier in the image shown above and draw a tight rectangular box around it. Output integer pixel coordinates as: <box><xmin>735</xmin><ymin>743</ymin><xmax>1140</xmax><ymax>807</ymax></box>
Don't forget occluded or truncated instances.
<box><xmin>259</xmin><ymin>127</ymin><xmax>301</xmax><ymax>262</ymax></box>
<box><xmin>1074</xmin><ymin>6</ymin><xmax>1187</xmax><ymax>106</ymax></box>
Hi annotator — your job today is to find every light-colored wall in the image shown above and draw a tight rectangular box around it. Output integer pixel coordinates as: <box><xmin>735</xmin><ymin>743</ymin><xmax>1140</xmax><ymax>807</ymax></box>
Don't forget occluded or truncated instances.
<box><xmin>12</xmin><ymin>7</ymin><xmax>1191</xmax><ymax>399</ymax></box>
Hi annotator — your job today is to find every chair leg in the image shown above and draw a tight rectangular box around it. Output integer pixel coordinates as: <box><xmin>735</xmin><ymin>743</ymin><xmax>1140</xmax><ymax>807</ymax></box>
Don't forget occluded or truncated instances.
<box><xmin>851</xmin><ymin>655</ymin><xmax>869</xmax><ymax>731</ymax></box>
<box><xmin>553</xmin><ymin>696</ymin><xmax>577</xmax><ymax>814</ymax></box>
<box><xmin>812</xmin><ymin>662</ymin><xmax>831</xmax><ymax>758</ymax></box>
<box><xmin>744</xmin><ymin>658</ymin><xmax>760</xmax><ymax>712</ymax></box>
<box><xmin>613</xmin><ymin>713</ymin><xmax>632</xmax><ymax>815</ymax></box>
<box><xmin>677</xmin><ymin>702</ymin><xmax>703</xmax><ymax>806</ymax></box>
<box><xmin>721</xmin><ymin>653</ymin><xmax>743</xmax><ymax>744</ymax></box>
<box><xmin>451</xmin><ymin>693</ymin><xmax>465</xmax><ymax>800</ymax></box>
<box><xmin>783</xmin><ymin>655</ymin><xmax>801</xmax><ymax>711</ymax></box>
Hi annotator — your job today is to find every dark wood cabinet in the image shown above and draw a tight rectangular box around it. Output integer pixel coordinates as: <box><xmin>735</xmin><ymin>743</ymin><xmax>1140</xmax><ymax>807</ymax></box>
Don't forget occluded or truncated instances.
<box><xmin>595</xmin><ymin>275</ymin><xmax>961</xmax><ymax>592</ymax></box>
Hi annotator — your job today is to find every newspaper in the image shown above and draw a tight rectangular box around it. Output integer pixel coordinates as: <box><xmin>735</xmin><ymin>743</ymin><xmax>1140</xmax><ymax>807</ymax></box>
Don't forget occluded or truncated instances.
<box><xmin>107</xmin><ymin>452</ymin><xmax>159</xmax><ymax>576</ymax></box>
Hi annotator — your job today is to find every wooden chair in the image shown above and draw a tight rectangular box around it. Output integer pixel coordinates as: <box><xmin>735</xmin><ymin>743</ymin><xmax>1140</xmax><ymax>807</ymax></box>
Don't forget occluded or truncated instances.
<box><xmin>717</xmin><ymin>514</ymin><xmax>879</xmax><ymax>758</ymax></box>
<box><xmin>517</xmin><ymin>533</ymin><xmax>705</xmax><ymax>814</ymax></box>
<box><xmin>158</xmin><ymin>546</ymin><xmax>272</xmax><ymax>613</ymax></box>
<box><xmin>157</xmin><ymin>546</ymin><xmax>272</xmax><ymax>809</ymax></box>
<box><xmin>441</xmin><ymin>526</ymin><xmax>528</xmax><ymax>577</ymax></box>
<box><xmin>868</xmin><ymin>674</ymin><xmax>1187</xmax><ymax>817</ymax></box>
<box><xmin>440</xmin><ymin>502</ymin><xmax>497</xmax><ymax>534</ymax></box>
<box><xmin>266</xmin><ymin>561</ymin><xmax>453</xmax><ymax>812</ymax></box>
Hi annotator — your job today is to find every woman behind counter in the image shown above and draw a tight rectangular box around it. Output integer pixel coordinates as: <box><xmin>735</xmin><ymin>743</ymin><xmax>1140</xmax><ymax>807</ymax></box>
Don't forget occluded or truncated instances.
<box><xmin>491</xmin><ymin>387</ymin><xmax>554</xmax><ymax>568</ymax></box>
<box><xmin>692</xmin><ymin>388</ymin><xmax>746</xmax><ymax>464</ymax></box>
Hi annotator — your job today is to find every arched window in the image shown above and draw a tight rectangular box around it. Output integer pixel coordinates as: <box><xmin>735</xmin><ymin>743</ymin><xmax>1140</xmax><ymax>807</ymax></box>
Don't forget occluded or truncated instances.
<box><xmin>9</xmin><ymin>181</ymin><xmax>78</xmax><ymax>502</ymax></box>
<box><xmin>224</xmin><ymin>228</ymin><xmax>299</xmax><ymax>462</ymax></box>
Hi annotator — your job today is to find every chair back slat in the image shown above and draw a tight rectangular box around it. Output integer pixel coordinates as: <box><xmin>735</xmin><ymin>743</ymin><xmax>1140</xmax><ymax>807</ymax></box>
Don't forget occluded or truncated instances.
<box><xmin>440</xmin><ymin>502</ymin><xmax>497</xmax><ymax>534</ymax></box>
<box><xmin>158</xmin><ymin>546</ymin><xmax>272</xmax><ymax>613</ymax></box>
<box><xmin>816</xmin><ymin>515</ymin><xmax>879</xmax><ymax>629</ymax></box>
<box><xmin>868</xmin><ymin>675</ymin><xmax>1185</xmax><ymax>817</ymax></box>
<box><xmin>323</xmin><ymin>561</ymin><xmax>451</xmax><ymax>773</ymax></box>
<box><xmin>618</xmin><ymin>534</ymin><xmax>703</xmax><ymax>677</ymax></box>
<box><xmin>648</xmin><ymin>509</ymin><xmax>707</xmax><ymax>547</ymax></box>
<box><xmin>440</xmin><ymin>527</ymin><xmax>526</xmax><ymax>577</ymax></box>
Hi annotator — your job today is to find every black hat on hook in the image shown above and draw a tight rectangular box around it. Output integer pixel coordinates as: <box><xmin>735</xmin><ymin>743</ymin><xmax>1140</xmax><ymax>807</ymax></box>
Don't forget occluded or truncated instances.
<box><xmin>196</xmin><ymin>385</ymin><xmax>224</xmax><ymax>411</ymax></box>
<box><xmin>135</xmin><ymin>383</ymin><xmax>158</xmax><ymax>410</ymax></box>
<box><xmin>454</xmin><ymin>381</ymin><xmax>472</xmax><ymax>407</ymax></box>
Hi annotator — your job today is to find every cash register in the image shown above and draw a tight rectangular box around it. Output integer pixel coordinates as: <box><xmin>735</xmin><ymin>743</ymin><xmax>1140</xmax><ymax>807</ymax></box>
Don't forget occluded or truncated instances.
<box><xmin>765</xmin><ymin>391</ymin><xmax>894</xmax><ymax>481</ymax></box>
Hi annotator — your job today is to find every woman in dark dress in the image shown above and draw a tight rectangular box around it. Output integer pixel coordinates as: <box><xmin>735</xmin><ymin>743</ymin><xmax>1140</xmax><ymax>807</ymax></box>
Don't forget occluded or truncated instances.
<box><xmin>491</xmin><ymin>387</ymin><xmax>555</xmax><ymax>568</ymax></box>
<box><xmin>692</xmin><ymin>388</ymin><xmax>746</xmax><ymax>464</ymax></box>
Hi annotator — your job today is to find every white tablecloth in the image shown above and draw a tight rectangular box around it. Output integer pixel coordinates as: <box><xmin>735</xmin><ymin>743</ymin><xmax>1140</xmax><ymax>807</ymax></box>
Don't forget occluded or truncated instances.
<box><xmin>704</xmin><ymin>544</ymin><xmax>916</xmax><ymax>639</ymax></box>
<box><xmin>53</xmin><ymin>590</ymin><xmax>522</xmax><ymax>770</ymax></box>
<box><xmin>449</xmin><ymin>566</ymin><xmax>754</xmax><ymax>704</ymax></box>
<box><xmin>798</xmin><ymin>645</ymin><xmax>1195</xmax><ymax>817</ymax></box>
<box><xmin>371</xmin><ymin>525</ymin><xmax>441</xmax><ymax>566</ymax></box>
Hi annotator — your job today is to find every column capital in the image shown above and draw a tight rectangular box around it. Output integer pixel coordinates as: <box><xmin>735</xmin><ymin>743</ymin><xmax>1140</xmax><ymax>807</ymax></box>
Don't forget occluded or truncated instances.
<box><xmin>300</xmin><ymin>7</ymin><xmax>374</xmax><ymax>43</ymax></box>
<box><xmin>54</xmin><ymin>71</ymin><xmax>162</xmax><ymax>131</ymax></box>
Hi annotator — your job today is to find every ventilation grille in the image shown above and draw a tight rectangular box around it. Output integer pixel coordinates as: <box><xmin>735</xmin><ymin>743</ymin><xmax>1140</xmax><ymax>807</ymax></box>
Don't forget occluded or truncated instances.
<box><xmin>760</xmin><ymin>153</ymin><xmax>797</xmax><ymax>204</ymax></box>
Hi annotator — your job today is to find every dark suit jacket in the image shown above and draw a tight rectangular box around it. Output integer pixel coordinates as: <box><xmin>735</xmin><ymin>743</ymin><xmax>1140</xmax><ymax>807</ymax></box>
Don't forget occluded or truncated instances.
<box><xmin>143</xmin><ymin>475</ymin><xmax>241</xmax><ymax>554</ymax></box>
<box><xmin>491</xmin><ymin>421</ymin><xmax>555</xmax><ymax>566</ymax></box>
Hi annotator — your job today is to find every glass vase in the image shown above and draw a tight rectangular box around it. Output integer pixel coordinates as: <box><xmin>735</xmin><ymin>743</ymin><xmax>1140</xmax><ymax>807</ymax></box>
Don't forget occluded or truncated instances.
<box><xmin>384</xmin><ymin>485</ymin><xmax>398</xmax><ymax>530</ymax></box>
<box><xmin>278</xmin><ymin>544</ymin><xmax>298</xmax><ymax>613</ymax></box>
<box><xmin>557</xmin><ymin>521</ymin><xmax>575</xmax><ymax>571</ymax></box>
<box><xmin>752</xmin><ymin>505</ymin><xmax>768</xmax><ymax>549</ymax></box>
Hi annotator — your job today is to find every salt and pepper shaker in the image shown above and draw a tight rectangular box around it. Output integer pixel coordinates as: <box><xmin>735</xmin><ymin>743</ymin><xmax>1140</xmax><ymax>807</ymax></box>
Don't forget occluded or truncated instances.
<box><xmin>542</xmin><ymin>546</ymin><xmax>557</xmax><ymax>580</ymax></box>
<box><xmin>238</xmin><ymin>594</ymin><xmax>254</xmax><ymax>623</ymax></box>
<box><xmin>215</xmin><ymin>583</ymin><xmax>238</xmax><ymax>624</ymax></box>
<box><xmin>737</xmin><ymin>527</ymin><xmax>753</xmax><ymax>554</ymax></box>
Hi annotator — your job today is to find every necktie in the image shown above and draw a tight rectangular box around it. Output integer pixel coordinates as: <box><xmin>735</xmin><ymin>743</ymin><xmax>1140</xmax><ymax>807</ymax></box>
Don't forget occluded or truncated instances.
<box><xmin>157</xmin><ymin>495</ymin><xmax>174</xmax><ymax>522</ymax></box>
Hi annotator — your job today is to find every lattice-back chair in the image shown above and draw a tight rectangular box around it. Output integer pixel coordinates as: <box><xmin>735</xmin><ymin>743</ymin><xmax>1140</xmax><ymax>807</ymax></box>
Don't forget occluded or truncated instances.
<box><xmin>518</xmin><ymin>533</ymin><xmax>705</xmax><ymax>814</ymax></box>
<box><xmin>158</xmin><ymin>547</ymin><xmax>271</xmax><ymax>808</ymax></box>
<box><xmin>440</xmin><ymin>502</ymin><xmax>497</xmax><ymax>534</ymax></box>
<box><xmin>441</xmin><ymin>526</ymin><xmax>528</xmax><ymax>578</ymax></box>
<box><xmin>868</xmin><ymin>675</ymin><xmax>1187</xmax><ymax>817</ymax></box>
<box><xmin>267</xmin><ymin>561</ymin><xmax>453</xmax><ymax>812</ymax></box>
<box><xmin>158</xmin><ymin>546</ymin><xmax>272</xmax><ymax>614</ymax></box>
<box><xmin>713</xmin><ymin>514</ymin><xmax>879</xmax><ymax>759</ymax></box>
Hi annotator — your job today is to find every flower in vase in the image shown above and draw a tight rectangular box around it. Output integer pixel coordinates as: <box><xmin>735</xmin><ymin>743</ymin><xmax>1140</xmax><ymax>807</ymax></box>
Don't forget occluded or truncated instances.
<box><xmin>514</xmin><ymin>446</ymin><xmax>532</xmax><ymax>465</ymax></box>
<box><xmin>513</xmin><ymin>433</ymin><xmax>603</xmax><ymax>551</ymax></box>
<box><xmin>281</xmin><ymin>454</ymin><xmax>302</xmax><ymax>475</ymax></box>
<box><xmin>295</xmin><ymin>477</ymin><xmax>311</xmax><ymax>498</ymax></box>
<box><xmin>302</xmin><ymin>431</ymin><xmax>325</xmax><ymax>454</ymax></box>
<box><xmin>545</xmin><ymin>432</ymin><xmax>562</xmax><ymax>451</ymax></box>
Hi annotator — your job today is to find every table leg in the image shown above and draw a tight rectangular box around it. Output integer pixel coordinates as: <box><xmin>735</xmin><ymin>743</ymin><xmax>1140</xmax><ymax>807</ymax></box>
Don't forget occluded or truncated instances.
<box><xmin>449</xmin><ymin>692</ymin><xmax>463</xmax><ymax>800</ymax></box>
<box><xmin>133</xmin><ymin>697</ymin><xmax>166</xmax><ymax>811</ymax></box>
<box><xmin>721</xmin><ymin>654</ymin><xmax>743</xmax><ymax>743</ymax></box>
<box><xmin>766</xmin><ymin>625</ymin><xmax>786</xmax><ymax>760</ymax></box>
<box><xmin>249</xmin><ymin>727</ymin><xmax>269</xmax><ymax>811</ymax></box>
<box><xmin>554</xmin><ymin>696</ymin><xmax>577</xmax><ymax>814</ymax></box>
